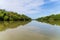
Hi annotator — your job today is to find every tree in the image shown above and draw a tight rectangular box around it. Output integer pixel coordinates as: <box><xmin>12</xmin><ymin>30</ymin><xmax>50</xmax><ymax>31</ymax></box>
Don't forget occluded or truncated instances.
<box><xmin>0</xmin><ymin>9</ymin><xmax>31</xmax><ymax>21</ymax></box>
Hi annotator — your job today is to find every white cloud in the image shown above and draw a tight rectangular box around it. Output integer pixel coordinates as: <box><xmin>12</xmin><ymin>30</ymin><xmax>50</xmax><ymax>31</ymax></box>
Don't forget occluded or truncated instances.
<box><xmin>0</xmin><ymin>0</ymin><xmax>44</xmax><ymax>14</ymax></box>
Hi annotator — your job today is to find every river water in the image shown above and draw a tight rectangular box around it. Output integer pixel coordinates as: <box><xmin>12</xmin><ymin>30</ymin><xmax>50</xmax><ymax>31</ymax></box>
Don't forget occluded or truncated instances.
<box><xmin>0</xmin><ymin>21</ymin><xmax>60</xmax><ymax>40</ymax></box>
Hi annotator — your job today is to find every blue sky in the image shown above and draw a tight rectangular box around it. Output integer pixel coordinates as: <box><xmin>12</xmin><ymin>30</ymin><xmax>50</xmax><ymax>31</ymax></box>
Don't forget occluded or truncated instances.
<box><xmin>0</xmin><ymin>0</ymin><xmax>60</xmax><ymax>19</ymax></box>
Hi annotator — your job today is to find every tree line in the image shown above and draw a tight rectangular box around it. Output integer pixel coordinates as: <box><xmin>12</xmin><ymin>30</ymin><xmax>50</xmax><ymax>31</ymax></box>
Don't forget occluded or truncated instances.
<box><xmin>36</xmin><ymin>14</ymin><xmax>60</xmax><ymax>22</ymax></box>
<box><xmin>0</xmin><ymin>9</ymin><xmax>31</xmax><ymax>21</ymax></box>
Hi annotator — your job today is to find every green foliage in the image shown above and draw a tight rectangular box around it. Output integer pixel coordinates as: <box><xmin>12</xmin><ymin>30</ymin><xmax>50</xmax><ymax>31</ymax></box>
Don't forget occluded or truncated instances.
<box><xmin>0</xmin><ymin>9</ymin><xmax>31</xmax><ymax>21</ymax></box>
<box><xmin>37</xmin><ymin>14</ymin><xmax>60</xmax><ymax>22</ymax></box>
<box><xmin>4</xmin><ymin>16</ymin><xmax>8</xmax><ymax>21</ymax></box>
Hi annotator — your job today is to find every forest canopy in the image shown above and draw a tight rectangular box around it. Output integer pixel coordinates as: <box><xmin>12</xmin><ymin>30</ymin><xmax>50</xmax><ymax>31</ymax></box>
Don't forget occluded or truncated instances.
<box><xmin>0</xmin><ymin>9</ymin><xmax>31</xmax><ymax>21</ymax></box>
<box><xmin>37</xmin><ymin>14</ymin><xmax>60</xmax><ymax>22</ymax></box>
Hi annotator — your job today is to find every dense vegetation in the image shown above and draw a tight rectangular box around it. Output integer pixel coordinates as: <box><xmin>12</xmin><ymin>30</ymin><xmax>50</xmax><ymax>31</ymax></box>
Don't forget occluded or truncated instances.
<box><xmin>0</xmin><ymin>9</ymin><xmax>31</xmax><ymax>21</ymax></box>
<box><xmin>37</xmin><ymin>14</ymin><xmax>60</xmax><ymax>22</ymax></box>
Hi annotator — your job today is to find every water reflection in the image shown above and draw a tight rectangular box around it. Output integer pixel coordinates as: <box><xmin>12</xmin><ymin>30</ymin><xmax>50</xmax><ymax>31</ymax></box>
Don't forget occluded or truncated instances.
<box><xmin>0</xmin><ymin>21</ymin><xmax>31</xmax><ymax>31</ymax></box>
<box><xmin>0</xmin><ymin>21</ymin><xmax>60</xmax><ymax>40</ymax></box>
<box><xmin>37</xmin><ymin>20</ymin><xmax>60</xmax><ymax>26</ymax></box>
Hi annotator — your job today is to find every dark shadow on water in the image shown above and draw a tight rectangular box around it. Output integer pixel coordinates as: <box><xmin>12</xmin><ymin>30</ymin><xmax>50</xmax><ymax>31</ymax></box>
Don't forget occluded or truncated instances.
<box><xmin>0</xmin><ymin>21</ymin><xmax>31</xmax><ymax>31</ymax></box>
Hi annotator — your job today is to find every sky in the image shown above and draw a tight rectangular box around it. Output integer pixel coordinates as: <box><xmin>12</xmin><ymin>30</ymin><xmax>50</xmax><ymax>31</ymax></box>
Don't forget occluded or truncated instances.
<box><xmin>0</xmin><ymin>0</ymin><xmax>60</xmax><ymax>19</ymax></box>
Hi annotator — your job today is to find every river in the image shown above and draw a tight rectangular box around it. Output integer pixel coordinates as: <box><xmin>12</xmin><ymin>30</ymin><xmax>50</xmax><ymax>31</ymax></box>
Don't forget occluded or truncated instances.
<box><xmin>0</xmin><ymin>21</ymin><xmax>60</xmax><ymax>40</ymax></box>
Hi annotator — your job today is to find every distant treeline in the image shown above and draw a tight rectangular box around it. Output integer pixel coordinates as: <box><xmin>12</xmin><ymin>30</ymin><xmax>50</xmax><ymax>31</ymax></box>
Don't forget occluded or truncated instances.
<box><xmin>37</xmin><ymin>14</ymin><xmax>60</xmax><ymax>22</ymax></box>
<box><xmin>0</xmin><ymin>9</ymin><xmax>31</xmax><ymax>21</ymax></box>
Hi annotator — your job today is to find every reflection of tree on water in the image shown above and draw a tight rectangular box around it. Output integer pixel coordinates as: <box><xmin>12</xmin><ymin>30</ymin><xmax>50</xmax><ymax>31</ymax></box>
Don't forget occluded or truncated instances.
<box><xmin>0</xmin><ymin>21</ymin><xmax>31</xmax><ymax>31</ymax></box>
<box><xmin>37</xmin><ymin>20</ymin><xmax>60</xmax><ymax>26</ymax></box>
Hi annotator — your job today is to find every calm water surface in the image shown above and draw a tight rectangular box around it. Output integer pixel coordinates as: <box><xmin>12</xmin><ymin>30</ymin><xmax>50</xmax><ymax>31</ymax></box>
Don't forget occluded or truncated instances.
<box><xmin>0</xmin><ymin>21</ymin><xmax>60</xmax><ymax>40</ymax></box>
